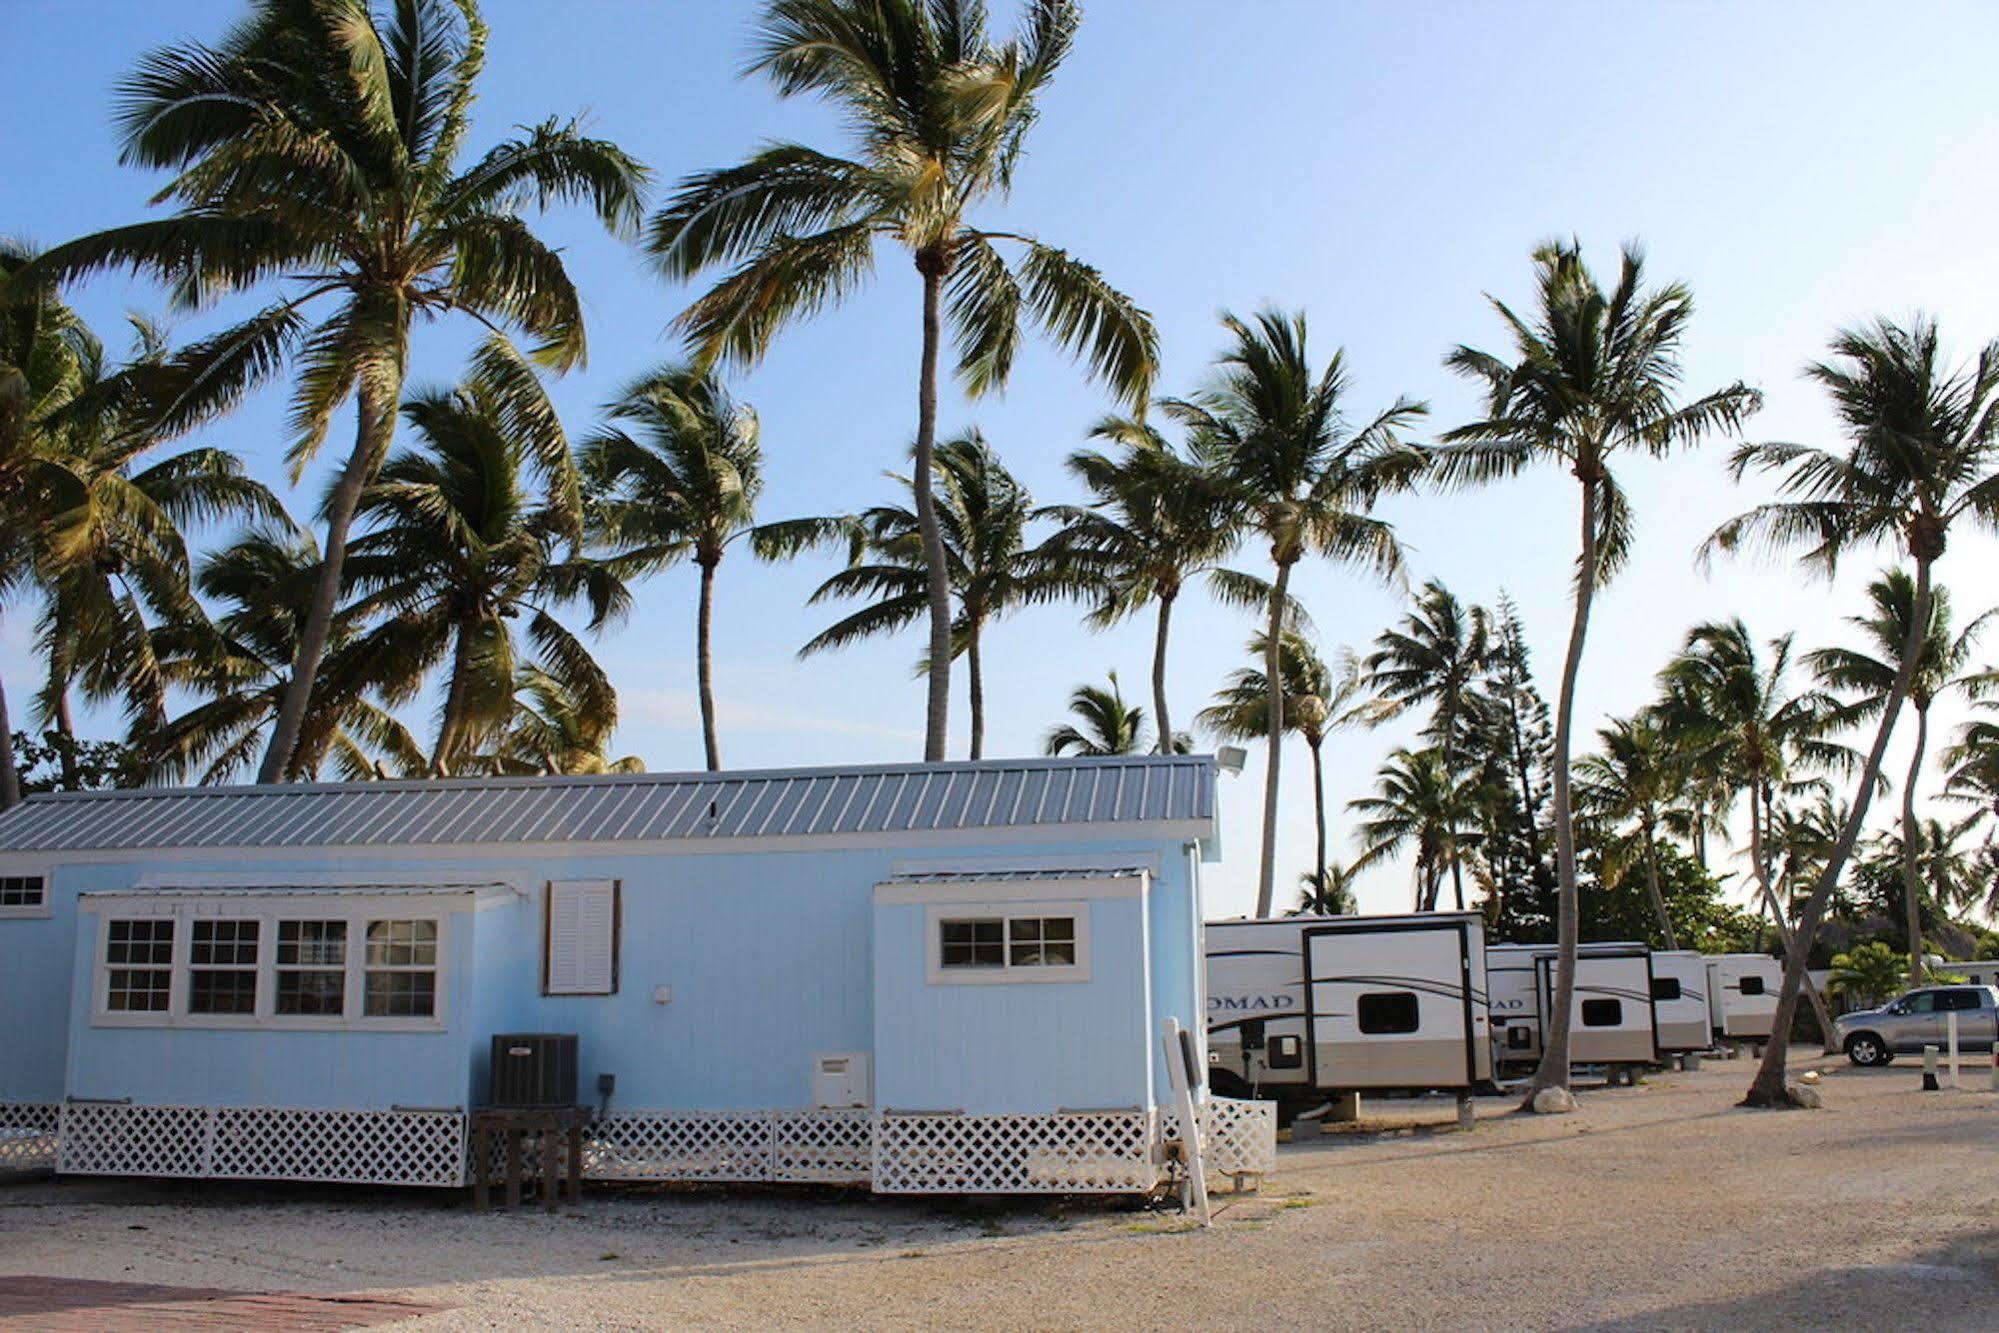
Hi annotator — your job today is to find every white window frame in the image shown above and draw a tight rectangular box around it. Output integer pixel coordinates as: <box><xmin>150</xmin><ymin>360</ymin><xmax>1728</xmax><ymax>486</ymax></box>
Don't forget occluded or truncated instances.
<box><xmin>0</xmin><ymin>868</ymin><xmax>52</xmax><ymax>919</ymax></box>
<box><xmin>85</xmin><ymin>894</ymin><xmax>455</xmax><ymax>1032</ymax></box>
<box><xmin>925</xmin><ymin>901</ymin><xmax>1091</xmax><ymax>985</ymax></box>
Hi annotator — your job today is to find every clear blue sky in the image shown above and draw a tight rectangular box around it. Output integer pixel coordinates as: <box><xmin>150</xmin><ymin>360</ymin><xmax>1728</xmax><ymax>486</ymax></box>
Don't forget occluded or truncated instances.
<box><xmin>5</xmin><ymin>2</ymin><xmax>1998</xmax><ymax>918</ymax></box>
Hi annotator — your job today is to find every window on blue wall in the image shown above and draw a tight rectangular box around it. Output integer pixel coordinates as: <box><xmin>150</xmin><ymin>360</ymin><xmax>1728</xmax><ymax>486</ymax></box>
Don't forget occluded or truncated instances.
<box><xmin>940</xmin><ymin>918</ymin><xmax>1004</xmax><ymax>967</ymax></box>
<box><xmin>0</xmin><ymin>874</ymin><xmax>45</xmax><ymax>909</ymax></box>
<box><xmin>105</xmin><ymin>919</ymin><xmax>174</xmax><ymax>1012</ymax></box>
<box><xmin>276</xmin><ymin>920</ymin><xmax>347</xmax><ymax>1015</ymax></box>
<box><xmin>1008</xmin><ymin>917</ymin><xmax>1076</xmax><ymax>966</ymax></box>
<box><xmin>188</xmin><ymin>920</ymin><xmax>260</xmax><ymax>1015</ymax></box>
<box><xmin>364</xmin><ymin>919</ymin><xmax>437</xmax><ymax>1017</ymax></box>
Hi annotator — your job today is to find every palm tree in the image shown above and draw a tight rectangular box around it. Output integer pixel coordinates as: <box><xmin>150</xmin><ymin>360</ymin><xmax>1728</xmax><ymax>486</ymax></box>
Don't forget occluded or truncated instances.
<box><xmin>1659</xmin><ymin>620</ymin><xmax>1847</xmax><ymax>1045</ymax></box>
<box><xmin>799</xmin><ymin>432</ymin><xmax>1077</xmax><ymax>758</ymax></box>
<box><xmin>342</xmin><ymin>375</ymin><xmax>626</xmax><ymax>775</ymax></box>
<box><xmin>1828</xmin><ymin>941</ymin><xmax>1907</xmax><ymax>1009</ymax></box>
<box><xmin>1293</xmin><ymin>861</ymin><xmax>1358</xmax><ymax>916</ymax></box>
<box><xmin>1945</xmin><ymin>699</ymin><xmax>1999</xmax><ymax>818</ymax></box>
<box><xmin>647</xmin><ymin>0</ymin><xmax>1157</xmax><ymax>762</ymax></box>
<box><xmin>469</xmin><ymin>666</ymin><xmax>645</xmax><ymax>777</ymax></box>
<box><xmin>582</xmin><ymin>366</ymin><xmax>805</xmax><ymax>771</ymax></box>
<box><xmin>1808</xmin><ymin>571</ymin><xmax>1989</xmax><ymax>982</ymax></box>
<box><xmin>1198</xmin><ymin>628</ymin><xmax>1369</xmax><ymax>914</ymax></box>
<box><xmin>147</xmin><ymin>525</ymin><xmax>423</xmax><ymax>783</ymax></box>
<box><xmin>1365</xmin><ymin>578</ymin><xmax>1493</xmax><ymax>909</ymax></box>
<box><xmin>1857</xmin><ymin>811</ymin><xmax>1991</xmax><ymax>929</ymax></box>
<box><xmin>1348</xmin><ymin>747</ymin><xmax>1483</xmax><ymax>913</ymax></box>
<box><xmin>1437</xmin><ymin>240</ymin><xmax>1760</xmax><ymax>1104</ymax></box>
<box><xmin>1170</xmin><ymin>309</ymin><xmax>1424</xmax><ymax>916</ymax></box>
<box><xmin>1574</xmin><ymin>712</ymin><xmax>1688</xmax><ymax>948</ymax></box>
<box><xmin>1043</xmin><ymin>671</ymin><xmax>1161</xmax><ymax>757</ymax></box>
<box><xmin>21</xmin><ymin>0</ymin><xmax>647</xmax><ymax>784</ymax></box>
<box><xmin>1706</xmin><ymin>315</ymin><xmax>1999</xmax><ymax>1106</ymax></box>
<box><xmin>1043</xmin><ymin>425</ymin><xmax>1240</xmax><ymax>752</ymax></box>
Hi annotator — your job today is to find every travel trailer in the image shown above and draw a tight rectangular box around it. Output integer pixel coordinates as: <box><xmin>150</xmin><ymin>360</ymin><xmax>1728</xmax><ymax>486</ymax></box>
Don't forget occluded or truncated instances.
<box><xmin>1487</xmin><ymin>942</ymin><xmax>1659</xmax><ymax>1073</ymax></box>
<box><xmin>1705</xmin><ymin>953</ymin><xmax>1783</xmax><ymax>1042</ymax></box>
<box><xmin>1649</xmin><ymin>950</ymin><xmax>1713</xmax><ymax>1053</ymax></box>
<box><xmin>1205</xmin><ymin>912</ymin><xmax>1493</xmax><ymax>1109</ymax></box>
<box><xmin>0</xmin><ymin>755</ymin><xmax>1275</xmax><ymax>1195</ymax></box>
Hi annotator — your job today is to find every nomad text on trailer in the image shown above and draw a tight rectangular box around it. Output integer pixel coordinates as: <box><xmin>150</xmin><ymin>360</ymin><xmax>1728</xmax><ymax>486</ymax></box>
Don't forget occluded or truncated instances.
<box><xmin>1205</xmin><ymin>912</ymin><xmax>1493</xmax><ymax>1110</ymax></box>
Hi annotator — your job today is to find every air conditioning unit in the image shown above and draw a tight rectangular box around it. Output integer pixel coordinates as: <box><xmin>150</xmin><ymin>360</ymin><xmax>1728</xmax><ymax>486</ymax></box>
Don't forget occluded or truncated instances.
<box><xmin>811</xmin><ymin>1052</ymin><xmax>872</xmax><ymax>1109</ymax></box>
<box><xmin>488</xmin><ymin>1033</ymin><xmax>579</xmax><ymax>1109</ymax></box>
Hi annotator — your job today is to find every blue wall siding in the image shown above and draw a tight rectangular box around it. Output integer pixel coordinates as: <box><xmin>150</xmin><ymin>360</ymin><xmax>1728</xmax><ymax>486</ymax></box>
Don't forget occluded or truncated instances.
<box><xmin>0</xmin><ymin>866</ymin><xmax>81</xmax><ymax>1102</ymax></box>
<box><xmin>871</xmin><ymin>896</ymin><xmax>1154</xmax><ymax>1114</ymax></box>
<box><xmin>22</xmin><ymin>834</ymin><xmax>1202</xmax><ymax>1114</ymax></box>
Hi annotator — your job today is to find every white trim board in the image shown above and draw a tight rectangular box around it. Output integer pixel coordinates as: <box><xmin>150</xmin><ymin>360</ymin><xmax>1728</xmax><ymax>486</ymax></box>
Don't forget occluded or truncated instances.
<box><xmin>875</xmin><ymin>874</ymin><xmax>1147</xmax><ymax>905</ymax></box>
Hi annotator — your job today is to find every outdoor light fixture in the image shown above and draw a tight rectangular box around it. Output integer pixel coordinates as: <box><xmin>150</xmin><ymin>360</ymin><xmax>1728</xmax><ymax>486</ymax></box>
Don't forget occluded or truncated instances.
<box><xmin>1215</xmin><ymin>746</ymin><xmax>1247</xmax><ymax>776</ymax></box>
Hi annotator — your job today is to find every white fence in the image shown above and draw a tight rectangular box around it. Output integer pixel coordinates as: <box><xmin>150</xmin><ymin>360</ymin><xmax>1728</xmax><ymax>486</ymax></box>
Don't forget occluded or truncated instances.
<box><xmin>34</xmin><ymin>1096</ymin><xmax>1277</xmax><ymax>1196</ymax></box>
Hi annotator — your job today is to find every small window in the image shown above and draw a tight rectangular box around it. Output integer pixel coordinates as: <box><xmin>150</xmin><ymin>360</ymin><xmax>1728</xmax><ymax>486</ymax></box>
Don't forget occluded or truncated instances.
<box><xmin>0</xmin><ymin>874</ymin><xmax>45</xmax><ymax>909</ymax></box>
<box><xmin>940</xmin><ymin>918</ymin><xmax>1005</xmax><ymax>968</ymax></box>
<box><xmin>1581</xmin><ymin>998</ymin><xmax>1623</xmax><ymax>1027</ymax></box>
<box><xmin>275</xmin><ymin>920</ymin><xmax>347</xmax><ymax>1016</ymax></box>
<box><xmin>1737</xmin><ymin>975</ymin><xmax>1766</xmax><ymax>996</ymax></box>
<box><xmin>364</xmin><ymin>919</ymin><xmax>437</xmax><ymax>1017</ymax></box>
<box><xmin>1357</xmin><ymin>991</ymin><xmax>1421</xmax><ymax>1035</ymax></box>
<box><xmin>1507</xmin><ymin>1024</ymin><xmax>1533</xmax><ymax>1050</ymax></box>
<box><xmin>1007</xmin><ymin>916</ymin><xmax>1076</xmax><ymax>967</ymax></box>
<box><xmin>1941</xmin><ymin>989</ymin><xmax>1984</xmax><ymax>1012</ymax></box>
<box><xmin>187</xmin><ymin>920</ymin><xmax>259</xmax><ymax>1015</ymax></box>
<box><xmin>1651</xmin><ymin>977</ymin><xmax>1682</xmax><ymax>1002</ymax></box>
<box><xmin>1267</xmin><ymin>1033</ymin><xmax>1303</xmax><ymax>1069</ymax></box>
<box><xmin>1905</xmin><ymin>991</ymin><xmax>1937</xmax><ymax>1014</ymax></box>
<box><xmin>105</xmin><ymin>919</ymin><xmax>174</xmax><ymax>1012</ymax></box>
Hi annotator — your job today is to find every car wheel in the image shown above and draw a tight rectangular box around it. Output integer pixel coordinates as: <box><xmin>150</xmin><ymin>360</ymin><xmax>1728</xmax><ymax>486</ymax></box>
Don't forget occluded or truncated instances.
<box><xmin>1844</xmin><ymin>1032</ymin><xmax>1890</xmax><ymax>1067</ymax></box>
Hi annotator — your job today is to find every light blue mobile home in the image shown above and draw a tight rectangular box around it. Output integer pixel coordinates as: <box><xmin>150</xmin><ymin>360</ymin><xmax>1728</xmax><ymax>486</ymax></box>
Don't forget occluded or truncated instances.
<box><xmin>0</xmin><ymin>756</ymin><xmax>1267</xmax><ymax>1192</ymax></box>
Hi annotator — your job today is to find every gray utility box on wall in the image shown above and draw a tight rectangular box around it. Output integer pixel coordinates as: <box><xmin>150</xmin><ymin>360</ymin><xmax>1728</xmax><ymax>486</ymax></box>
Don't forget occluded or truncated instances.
<box><xmin>488</xmin><ymin>1033</ymin><xmax>579</xmax><ymax>1108</ymax></box>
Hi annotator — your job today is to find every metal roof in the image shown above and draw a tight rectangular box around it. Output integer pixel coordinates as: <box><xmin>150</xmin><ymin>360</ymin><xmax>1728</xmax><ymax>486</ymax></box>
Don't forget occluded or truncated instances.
<box><xmin>0</xmin><ymin>756</ymin><xmax>1215</xmax><ymax>855</ymax></box>
<box><xmin>884</xmin><ymin>867</ymin><xmax>1150</xmax><ymax>885</ymax></box>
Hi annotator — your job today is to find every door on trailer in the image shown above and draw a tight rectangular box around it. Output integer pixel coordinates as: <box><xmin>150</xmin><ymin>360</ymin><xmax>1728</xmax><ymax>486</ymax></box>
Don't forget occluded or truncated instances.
<box><xmin>1305</xmin><ymin>921</ymin><xmax>1479</xmax><ymax>1090</ymax></box>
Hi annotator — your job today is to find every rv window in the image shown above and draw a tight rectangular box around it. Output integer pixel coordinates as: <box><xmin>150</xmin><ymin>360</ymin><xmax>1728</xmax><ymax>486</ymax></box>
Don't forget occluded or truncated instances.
<box><xmin>105</xmin><ymin>919</ymin><xmax>175</xmax><ymax>1012</ymax></box>
<box><xmin>0</xmin><ymin>874</ymin><xmax>45</xmax><ymax>910</ymax></box>
<box><xmin>1356</xmin><ymin>991</ymin><xmax>1420</xmax><ymax>1035</ymax></box>
<box><xmin>275</xmin><ymin>920</ymin><xmax>348</xmax><ymax>1015</ymax></box>
<box><xmin>1008</xmin><ymin>916</ymin><xmax>1076</xmax><ymax>967</ymax></box>
<box><xmin>1581</xmin><ymin>998</ymin><xmax>1622</xmax><ymax>1027</ymax></box>
<box><xmin>187</xmin><ymin>920</ymin><xmax>260</xmax><ymax>1015</ymax></box>
<box><xmin>1650</xmin><ymin>977</ymin><xmax>1682</xmax><ymax>1002</ymax></box>
<box><xmin>363</xmin><ymin>920</ymin><xmax>438</xmax><ymax>1017</ymax></box>
<box><xmin>940</xmin><ymin>918</ymin><xmax>1005</xmax><ymax>967</ymax></box>
<box><xmin>1737</xmin><ymin>975</ymin><xmax>1766</xmax><ymax>996</ymax></box>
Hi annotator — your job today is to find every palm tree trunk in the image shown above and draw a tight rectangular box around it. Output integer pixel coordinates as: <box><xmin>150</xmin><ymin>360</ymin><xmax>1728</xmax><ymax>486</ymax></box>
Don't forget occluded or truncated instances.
<box><xmin>1309</xmin><ymin>736</ymin><xmax>1328</xmax><ymax>909</ymax></box>
<box><xmin>258</xmin><ymin>337</ymin><xmax>408</xmax><ymax>783</ymax></box>
<box><xmin>1746</xmin><ymin>779</ymin><xmax>1838</xmax><ymax>1051</ymax></box>
<box><xmin>1640</xmin><ymin>813</ymin><xmax>1678</xmax><ymax>950</ymax></box>
<box><xmin>1527</xmin><ymin>471</ymin><xmax>1600</xmax><ymax>1104</ymax></box>
<box><xmin>1747</xmin><ymin>557</ymin><xmax>1934</xmax><ymax>1107</ymax></box>
<box><xmin>913</xmin><ymin>256</ymin><xmax>952</xmax><ymax>764</ymax></box>
<box><xmin>431</xmin><ymin>627</ymin><xmax>475</xmax><ymax>777</ymax></box>
<box><xmin>966</xmin><ymin>617</ymin><xmax>985</xmax><ymax>762</ymax></box>
<box><xmin>697</xmin><ymin>556</ymin><xmax>721</xmax><ymax>771</ymax></box>
<box><xmin>0</xmin><ymin>660</ymin><xmax>21</xmax><ymax>811</ymax></box>
<box><xmin>1901</xmin><ymin>705</ymin><xmax>1930</xmax><ymax>985</ymax></box>
<box><xmin>1447</xmin><ymin>845</ymin><xmax>1467</xmax><ymax>912</ymax></box>
<box><xmin>1255</xmin><ymin>559</ymin><xmax>1293</xmax><ymax>917</ymax></box>
<box><xmin>51</xmin><ymin>683</ymin><xmax>81</xmax><ymax>792</ymax></box>
<box><xmin>1151</xmin><ymin>591</ymin><xmax>1175</xmax><ymax>754</ymax></box>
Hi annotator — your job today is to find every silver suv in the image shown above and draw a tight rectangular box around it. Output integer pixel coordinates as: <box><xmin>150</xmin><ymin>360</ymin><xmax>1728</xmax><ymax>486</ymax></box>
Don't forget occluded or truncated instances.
<box><xmin>1833</xmin><ymin>985</ymin><xmax>1999</xmax><ymax>1066</ymax></box>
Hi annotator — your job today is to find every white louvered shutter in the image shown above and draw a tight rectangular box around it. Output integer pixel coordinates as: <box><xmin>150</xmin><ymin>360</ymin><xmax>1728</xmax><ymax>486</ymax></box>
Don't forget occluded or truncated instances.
<box><xmin>546</xmin><ymin>880</ymin><xmax>618</xmax><ymax>994</ymax></box>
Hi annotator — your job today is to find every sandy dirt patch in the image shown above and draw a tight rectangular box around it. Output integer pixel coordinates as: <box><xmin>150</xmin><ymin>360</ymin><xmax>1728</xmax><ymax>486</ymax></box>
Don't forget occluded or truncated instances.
<box><xmin>2</xmin><ymin>1052</ymin><xmax>1995</xmax><ymax>1329</ymax></box>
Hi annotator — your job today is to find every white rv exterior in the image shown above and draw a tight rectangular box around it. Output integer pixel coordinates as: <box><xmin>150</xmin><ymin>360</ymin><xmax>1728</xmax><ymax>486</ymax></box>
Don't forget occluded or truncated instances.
<box><xmin>1487</xmin><ymin>942</ymin><xmax>1659</xmax><ymax>1070</ymax></box>
<box><xmin>1649</xmin><ymin>951</ymin><xmax>1712</xmax><ymax>1052</ymax></box>
<box><xmin>1935</xmin><ymin>960</ymin><xmax>1999</xmax><ymax>987</ymax></box>
<box><xmin>1206</xmin><ymin>912</ymin><xmax>1493</xmax><ymax>1101</ymax></box>
<box><xmin>1706</xmin><ymin>953</ymin><xmax>1782</xmax><ymax>1040</ymax></box>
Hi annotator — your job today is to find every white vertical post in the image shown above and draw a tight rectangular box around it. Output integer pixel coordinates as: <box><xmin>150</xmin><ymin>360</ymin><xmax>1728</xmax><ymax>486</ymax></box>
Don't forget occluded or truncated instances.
<box><xmin>1947</xmin><ymin>1010</ymin><xmax>1961</xmax><ymax>1089</ymax></box>
<box><xmin>1161</xmin><ymin>1017</ymin><xmax>1211</xmax><ymax>1229</ymax></box>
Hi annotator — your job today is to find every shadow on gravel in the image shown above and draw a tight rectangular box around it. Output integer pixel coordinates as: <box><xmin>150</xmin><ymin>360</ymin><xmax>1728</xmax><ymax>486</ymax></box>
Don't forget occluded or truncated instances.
<box><xmin>1574</xmin><ymin>1229</ymin><xmax>1999</xmax><ymax>1331</ymax></box>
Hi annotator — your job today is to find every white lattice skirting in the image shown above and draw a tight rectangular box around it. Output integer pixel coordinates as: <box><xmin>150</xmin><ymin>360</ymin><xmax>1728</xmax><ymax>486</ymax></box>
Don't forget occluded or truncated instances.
<box><xmin>34</xmin><ymin>1097</ymin><xmax>1276</xmax><ymax>1195</ymax></box>
<box><xmin>0</xmin><ymin>1103</ymin><xmax>60</xmax><ymax>1174</ymax></box>
<box><xmin>57</xmin><ymin>1103</ymin><xmax>467</xmax><ymax>1187</ymax></box>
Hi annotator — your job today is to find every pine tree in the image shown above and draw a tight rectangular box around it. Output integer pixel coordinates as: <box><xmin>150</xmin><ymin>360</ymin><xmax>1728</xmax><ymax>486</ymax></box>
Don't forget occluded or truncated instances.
<box><xmin>1464</xmin><ymin>596</ymin><xmax>1558</xmax><ymax>941</ymax></box>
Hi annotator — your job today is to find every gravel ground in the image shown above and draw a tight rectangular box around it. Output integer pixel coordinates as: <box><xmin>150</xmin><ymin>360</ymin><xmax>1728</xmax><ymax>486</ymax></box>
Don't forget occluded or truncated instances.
<box><xmin>2</xmin><ymin>1051</ymin><xmax>1995</xmax><ymax>1330</ymax></box>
